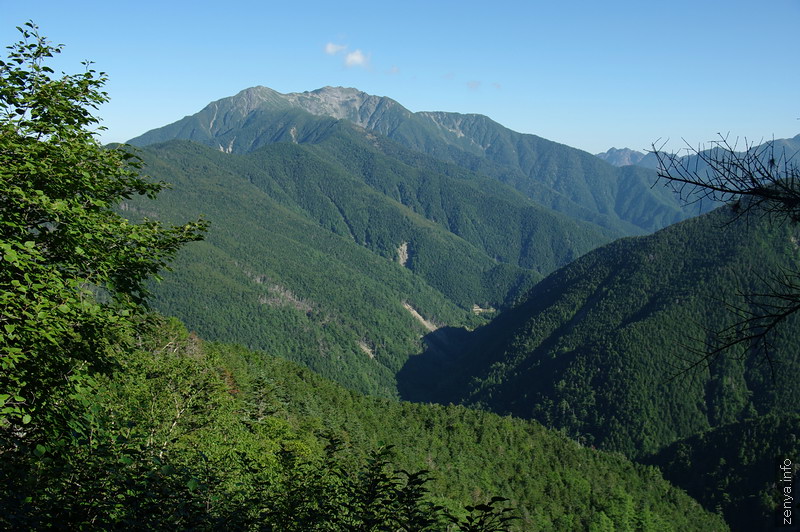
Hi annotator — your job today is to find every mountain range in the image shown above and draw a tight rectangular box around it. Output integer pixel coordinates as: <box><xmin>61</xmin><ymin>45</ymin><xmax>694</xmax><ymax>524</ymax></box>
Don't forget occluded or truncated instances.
<box><xmin>130</xmin><ymin>86</ymin><xmax>705</xmax><ymax>237</ymax></box>
<box><xmin>123</xmin><ymin>85</ymin><xmax>800</xmax><ymax>530</ymax></box>
<box><xmin>596</xmin><ymin>134</ymin><xmax>800</xmax><ymax>171</ymax></box>
<box><xmin>127</xmin><ymin>85</ymin><xmax>698</xmax><ymax>398</ymax></box>
<box><xmin>126</xmin><ymin>120</ymin><xmax>610</xmax><ymax>396</ymax></box>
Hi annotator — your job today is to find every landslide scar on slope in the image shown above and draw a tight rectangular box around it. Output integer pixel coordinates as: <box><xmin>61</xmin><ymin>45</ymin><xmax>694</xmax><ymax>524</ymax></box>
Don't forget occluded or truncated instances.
<box><xmin>397</xmin><ymin>242</ymin><xmax>409</xmax><ymax>267</ymax></box>
<box><xmin>402</xmin><ymin>302</ymin><xmax>437</xmax><ymax>332</ymax></box>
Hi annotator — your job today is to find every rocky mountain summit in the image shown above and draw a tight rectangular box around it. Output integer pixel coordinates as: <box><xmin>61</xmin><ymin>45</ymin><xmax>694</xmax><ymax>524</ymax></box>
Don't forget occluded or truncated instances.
<box><xmin>284</xmin><ymin>86</ymin><xmax>411</xmax><ymax>130</ymax></box>
<box><xmin>131</xmin><ymin>85</ymin><xmax>704</xmax><ymax>237</ymax></box>
<box><xmin>595</xmin><ymin>146</ymin><xmax>647</xmax><ymax>166</ymax></box>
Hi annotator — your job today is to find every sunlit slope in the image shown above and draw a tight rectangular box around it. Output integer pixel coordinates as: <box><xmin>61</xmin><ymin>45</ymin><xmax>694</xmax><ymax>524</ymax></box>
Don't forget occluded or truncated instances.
<box><xmin>132</xmin><ymin>105</ymin><xmax>613</xmax><ymax>277</ymax></box>
<box><xmin>130</xmin><ymin>85</ymin><xmax>699</xmax><ymax>236</ymax></box>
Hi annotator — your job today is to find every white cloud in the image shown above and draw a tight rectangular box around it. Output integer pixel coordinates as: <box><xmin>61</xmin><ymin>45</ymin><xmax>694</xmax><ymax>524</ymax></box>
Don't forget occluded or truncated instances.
<box><xmin>323</xmin><ymin>42</ymin><xmax>371</xmax><ymax>69</ymax></box>
<box><xmin>345</xmin><ymin>49</ymin><xmax>368</xmax><ymax>68</ymax></box>
<box><xmin>325</xmin><ymin>42</ymin><xmax>347</xmax><ymax>55</ymax></box>
<box><xmin>467</xmin><ymin>80</ymin><xmax>481</xmax><ymax>90</ymax></box>
<box><xmin>492</xmin><ymin>82</ymin><xmax>502</xmax><ymax>90</ymax></box>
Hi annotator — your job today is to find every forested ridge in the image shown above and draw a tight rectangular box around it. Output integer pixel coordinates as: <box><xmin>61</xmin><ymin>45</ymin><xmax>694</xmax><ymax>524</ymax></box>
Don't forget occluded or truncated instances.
<box><xmin>130</xmin><ymin>85</ymin><xmax>703</xmax><ymax>236</ymax></box>
<box><xmin>402</xmin><ymin>205</ymin><xmax>800</xmax><ymax>457</ymax></box>
<box><xmin>2</xmin><ymin>22</ymin><xmax>796</xmax><ymax>530</ymax></box>
<box><xmin>2</xmin><ymin>317</ymin><xmax>727</xmax><ymax>530</ymax></box>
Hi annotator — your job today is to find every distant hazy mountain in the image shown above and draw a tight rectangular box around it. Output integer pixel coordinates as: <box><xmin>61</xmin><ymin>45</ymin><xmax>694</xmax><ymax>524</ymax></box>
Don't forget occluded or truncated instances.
<box><xmin>130</xmin><ymin>86</ymin><xmax>703</xmax><ymax>236</ymax></box>
<box><xmin>599</xmin><ymin>133</ymin><xmax>800</xmax><ymax>171</ymax></box>
<box><xmin>400</xmin><ymin>203</ymin><xmax>800</xmax><ymax>457</ymax></box>
<box><xmin>594</xmin><ymin>147</ymin><xmax>647</xmax><ymax>167</ymax></box>
<box><xmin>771</xmin><ymin>132</ymin><xmax>800</xmax><ymax>153</ymax></box>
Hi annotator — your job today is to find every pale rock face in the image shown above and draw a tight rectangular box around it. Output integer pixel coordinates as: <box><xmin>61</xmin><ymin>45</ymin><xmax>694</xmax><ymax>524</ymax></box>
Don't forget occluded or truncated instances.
<box><xmin>288</xmin><ymin>86</ymin><xmax>411</xmax><ymax>132</ymax></box>
<box><xmin>595</xmin><ymin>147</ymin><xmax>647</xmax><ymax>167</ymax></box>
<box><xmin>216</xmin><ymin>85</ymin><xmax>411</xmax><ymax>133</ymax></box>
<box><xmin>402</xmin><ymin>302</ymin><xmax>437</xmax><ymax>332</ymax></box>
<box><xmin>286</xmin><ymin>87</ymin><xmax>377</xmax><ymax>125</ymax></box>
<box><xmin>358</xmin><ymin>340</ymin><xmax>375</xmax><ymax>359</ymax></box>
<box><xmin>418</xmin><ymin>111</ymin><xmax>494</xmax><ymax>151</ymax></box>
<box><xmin>397</xmin><ymin>242</ymin><xmax>409</xmax><ymax>267</ymax></box>
<box><xmin>419</xmin><ymin>111</ymin><xmax>467</xmax><ymax>139</ymax></box>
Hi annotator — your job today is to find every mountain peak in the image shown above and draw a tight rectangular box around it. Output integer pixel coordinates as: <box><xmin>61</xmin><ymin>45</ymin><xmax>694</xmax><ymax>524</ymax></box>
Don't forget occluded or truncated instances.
<box><xmin>595</xmin><ymin>146</ymin><xmax>647</xmax><ymax>167</ymax></box>
<box><xmin>197</xmin><ymin>85</ymin><xmax>293</xmax><ymax>124</ymax></box>
<box><xmin>283</xmin><ymin>86</ymin><xmax>408</xmax><ymax>129</ymax></box>
<box><xmin>308</xmin><ymin>85</ymin><xmax>365</xmax><ymax>98</ymax></box>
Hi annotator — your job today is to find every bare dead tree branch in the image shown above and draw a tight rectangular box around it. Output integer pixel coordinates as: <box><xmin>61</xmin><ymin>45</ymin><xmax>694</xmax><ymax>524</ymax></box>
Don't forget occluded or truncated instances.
<box><xmin>652</xmin><ymin>134</ymin><xmax>800</xmax><ymax>378</ymax></box>
<box><xmin>653</xmin><ymin>134</ymin><xmax>800</xmax><ymax>223</ymax></box>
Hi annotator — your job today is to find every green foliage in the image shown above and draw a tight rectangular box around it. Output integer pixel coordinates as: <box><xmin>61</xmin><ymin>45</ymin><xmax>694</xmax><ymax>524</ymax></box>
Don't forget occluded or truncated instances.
<box><xmin>644</xmin><ymin>413</ymin><xmax>800</xmax><ymax>531</ymax></box>
<box><xmin>1</xmin><ymin>317</ymin><xmax>727</xmax><ymax>530</ymax></box>
<box><xmin>408</xmin><ymin>205</ymin><xmax>800</xmax><ymax>457</ymax></box>
<box><xmin>129</xmin><ymin>85</ymin><xmax>700</xmax><ymax>236</ymax></box>
<box><xmin>265</xmin><ymin>439</ymin><xmax>446</xmax><ymax>531</ymax></box>
<box><xmin>447</xmin><ymin>496</ymin><xmax>519</xmax><ymax>531</ymax></box>
<box><xmin>1</xmin><ymin>318</ymin><xmax>253</xmax><ymax>528</ymax></box>
<box><xmin>0</xmin><ymin>23</ymin><xmax>205</xmax><ymax>443</ymax></box>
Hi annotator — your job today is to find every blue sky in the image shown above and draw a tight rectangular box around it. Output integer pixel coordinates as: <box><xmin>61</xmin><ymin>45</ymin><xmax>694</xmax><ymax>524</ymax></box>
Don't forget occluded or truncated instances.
<box><xmin>3</xmin><ymin>0</ymin><xmax>798</xmax><ymax>154</ymax></box>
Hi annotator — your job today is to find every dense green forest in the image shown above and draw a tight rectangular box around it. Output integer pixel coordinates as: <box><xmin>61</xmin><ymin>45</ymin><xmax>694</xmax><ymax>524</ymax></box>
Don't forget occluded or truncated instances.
<box><xmin>129</xmin><ymin>86</ymin><xmax>703</xmax><ymax>236</ymax></box>
<box><xmin>124</xmin><ymin>124</ymin><xmax>620</xmax><ymax>397</ymax></box>
<box><xmin>3</xmin><ymin>22</ymin><xmax>796</xmax><ymax>530</ymax></box>
<box><xmin>129</xmin><ymin>137</ymin><xmax>553</xmax><ymax>397</ymax></box>
<box><xmin>402</xmin><ymin>205</ymin><xmax>800</xmax><ymax>457</ymax></box>
<box><xmin>643</xmin><ymin>413</ymin><xmax>800</xmax><ymax>531</ymax></box>
<box><xmin>2</xmin><ymin>317</ymin><xmax>728</xmax><ymax>530</ymax></box>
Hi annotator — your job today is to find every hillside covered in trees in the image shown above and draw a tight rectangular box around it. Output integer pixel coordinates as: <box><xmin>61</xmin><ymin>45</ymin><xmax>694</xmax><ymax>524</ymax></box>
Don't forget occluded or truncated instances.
<box><xmin>400</xmin><ymin>205</ymin><xmax>800</xmax><ymax>457</ymax></box>
<box><xmin>3</xmin><ymin>22</ymin><xmax>797</xmax><ymax>530</ymax></box>
<box><xmin>2</xmin><ymin>317</ymin><xmax>727</xmax><ymax>530</ymax></box>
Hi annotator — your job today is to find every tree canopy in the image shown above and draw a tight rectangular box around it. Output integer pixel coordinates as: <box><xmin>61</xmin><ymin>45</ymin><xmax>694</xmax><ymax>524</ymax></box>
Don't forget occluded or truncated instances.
<box><xmin>0</xmin><ymin>23</ymin><xmax>735</xmax><ymax>530</ymax></box>
<box><xmin>0</xmin><ymin>22</ymin><xmax>206</xmax><ymax>446</ymax></box>
<box><xmin>653</xmin><ymin>135</ymin><xmax>800</xmax><ymax>374</ymax></box>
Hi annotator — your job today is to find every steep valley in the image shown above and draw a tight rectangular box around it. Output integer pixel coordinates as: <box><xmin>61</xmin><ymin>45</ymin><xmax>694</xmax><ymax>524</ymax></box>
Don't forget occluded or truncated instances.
<box><xmin>122</xmin><ymin>88</ymin><xmax>800</xmax><ymax>530</ymax></box>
